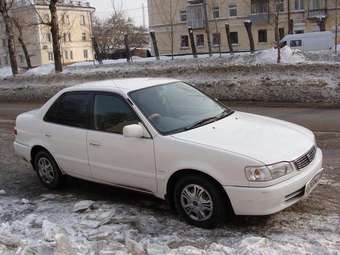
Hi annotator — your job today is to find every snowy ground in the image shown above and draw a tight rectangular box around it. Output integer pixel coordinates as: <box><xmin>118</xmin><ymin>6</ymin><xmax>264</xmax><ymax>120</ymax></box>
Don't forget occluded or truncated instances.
<box><xmin>0</xmin><ymin>47</ymin><xmax>322</xmax><ymax>79</ymax></box>
<box><xmin>0</xmin><ymin>105</ymin><xmax>339</xmax><ymax>255</ymax></box>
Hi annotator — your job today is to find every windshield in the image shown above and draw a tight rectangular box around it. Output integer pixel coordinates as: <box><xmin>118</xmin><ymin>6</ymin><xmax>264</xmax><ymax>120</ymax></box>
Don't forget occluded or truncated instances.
<box><xmin>129</xmin><ymin>82</ymin><xmax>233</xmax><ymax>135</ymax></box>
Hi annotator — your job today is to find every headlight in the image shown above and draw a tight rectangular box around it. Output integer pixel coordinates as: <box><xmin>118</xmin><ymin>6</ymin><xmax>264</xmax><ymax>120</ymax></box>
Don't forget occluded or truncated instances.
<box><xmin>245</xmin><ymin>162</ymin><xmax>294</xmax><ymax>182</ymax></box>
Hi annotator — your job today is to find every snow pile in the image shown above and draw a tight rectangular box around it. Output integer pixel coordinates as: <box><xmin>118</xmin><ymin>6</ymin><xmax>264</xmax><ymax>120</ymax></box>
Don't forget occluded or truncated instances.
<box><xmin>0</xmin><ymin>66</ymin><xmax>12</xmax><ymax>78</ymax></box>
<box><xmin>256</xmin><ymin>46</ymin><xmax>305</xmax><ymax>64</ymax></box>
<box><xmin>23</xmin><ymin>64</ymin><xmax>55</xmax><ymax>76</ymax></box>
<box><xmin>0</xmin><ymin>192</ymin><xmax>339</xmax><ymax>255</ymax></box>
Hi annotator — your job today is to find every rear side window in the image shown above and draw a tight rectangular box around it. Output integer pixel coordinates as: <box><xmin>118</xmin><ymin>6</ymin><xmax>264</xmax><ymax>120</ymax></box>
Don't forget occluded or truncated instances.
<box><xmin>290</xmin><ymin>40</ymin><xmax>302</xmax><ymax>47</ymax></box>
<box><xmin>44</xmin><ymin>93</ymin><xmax>91</xmax><ymax>128</ymax></box>
<box><xmin>93</xmin><ymin>94</ymin><xmax>139</xmax><ymax>134</ymax></box>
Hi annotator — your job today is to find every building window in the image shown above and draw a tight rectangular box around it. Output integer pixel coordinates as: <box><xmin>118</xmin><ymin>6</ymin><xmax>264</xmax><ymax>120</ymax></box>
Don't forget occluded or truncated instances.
<box><xmin>230</xmin><ymin>32</ymin><xmax>239</xmax><ymax>44</ymax></box>
<box><xmin>47</xmin><ymin>33</ymin><xmax>52</xmax><ymax>42</ymax></box>
<box><xmin>180</xmin><ymin>10</ymin><xmax>187</xmax><ymax>22</ymax></box>
<box><xmin>196</xmin><ymin>34</ymin><xmax>204</xmax><ymax>47</ymax></box>
<box><xmin>70</xmin><ymin>51</ymin><xmax>73</xmax><ymax>60</ymax></box>
<box><xmin>82</xmin><ymin>32</ymin><xmax>87</xmax><ymax>41</ymax></box>
<box><xmin>80</xmin><ymin>15</ymin><xmax>86</xmax><ymax>25</ymax></box>
<box><xmin>19</xmin><ymin>55</ymin><xmax>24</xmax><ymax>64</ymax></box>
<box><xmin>251</xmin><ymin>0</ymin><xmax>268</xmax><ymax>13</ymax></box>
<box><xmin>63</xmin><ymin>33</ymin><xmax>67</xmax><ymax>42</ymax></box>
<box><xmin>64</xmin><ymin>50</ymin><xmax>68</xmax><ymax>60</ymax></box>
<box><xmin>258</xmin><ymin>29</ymin><xmax>267</xmax><ymax>42</ymax></box>
<box><xmin>181</xmin><ymin>35</ymin><xmax>189</xmax><ymax>48</ymax></box>
<box><xmin>279</xmin><ymin>27</ymin><xmax>285</xmax><ymax>39</ymax></box>
<box><xmin>212</xmin><ymin>6</ymin><xmax>220</xmax><ymax>19</ymax></box>
<box><xmin>294</xmin><ymin>0</ymin><xmax>304</xmax><ymax>10</ymax></box>
<box><xmin>295</xmin><ymin>30</ymin><xmax>304</xmax><ymax>34</ymax></box>
<box><xmin>277</xmin><ymin>0</ymin><xmax>284</xmax><ymax>12</ymax></box>
<box><xmin>212</xmin><ymin>33</ymin><xmax>220</xmax><ymax>46</ymax></box>
<box><xmin>83</xmin><ymin>49</ymin><xmax>88</xmax><ymax>59</ymax></box>
<box><xmin>48</xmin><ymin>52</ymin><xmax>54</xmax><ymax>61</ymax></box>
<box><xmin>229</xmin><ymin>4</ymin><xmax>237</xmax><ymax>17</ymax></box>
<box><xmin>68</xmin><ymin>32</ymin><xmax>72</xmax><ymax>42</ymax></box>
<box><xmin>309</xmin><ymin>0</ymin><xmax>325</xmax><ymax>10</ymax></box>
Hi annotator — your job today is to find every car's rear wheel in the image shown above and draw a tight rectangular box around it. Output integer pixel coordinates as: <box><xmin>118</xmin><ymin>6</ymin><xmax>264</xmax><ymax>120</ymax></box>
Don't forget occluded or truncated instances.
<box><xmin>34</xmin><ymin>150</ymin><xmax>64</xmax><ymax>189</ymax></box>
<box><xmin>174</xmin><ymin>175</ymin><xmax>229</xmax><ymax>229</ymax></box>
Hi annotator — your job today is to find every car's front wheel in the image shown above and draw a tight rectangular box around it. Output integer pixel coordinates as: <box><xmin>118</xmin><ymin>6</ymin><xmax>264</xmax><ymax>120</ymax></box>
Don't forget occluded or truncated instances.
<box><xmin>34</xmin><ymin>150</ymin><xmax>65</xmax><ymax>189</ymax></box>
<box><xmin>174</xmin><ymin>175</ymin><xmax>230</xmax><ymax>229</ymax></box>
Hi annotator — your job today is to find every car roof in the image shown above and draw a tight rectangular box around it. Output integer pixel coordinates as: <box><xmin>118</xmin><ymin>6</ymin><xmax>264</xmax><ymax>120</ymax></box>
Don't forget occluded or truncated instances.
<box><xmin>66</xmin><ymin>78</ymin><xmax>179</xmax><ymax>94</ymax></box>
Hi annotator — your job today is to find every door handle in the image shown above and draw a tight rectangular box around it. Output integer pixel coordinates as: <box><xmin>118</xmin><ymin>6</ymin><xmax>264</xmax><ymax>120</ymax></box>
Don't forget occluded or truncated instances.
<box><xmin>45</xmin><ymin>134</ymin><xmax>52</xmax><ymax>138</ymax></box>
<box><xmin>89</xmin><ymin>142</ymin><xmax>102</xmax><ymax>147</ymax></box>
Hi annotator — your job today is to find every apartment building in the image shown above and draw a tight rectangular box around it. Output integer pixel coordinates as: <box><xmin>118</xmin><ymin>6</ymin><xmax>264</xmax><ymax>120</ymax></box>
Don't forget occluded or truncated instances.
<box><xmin>0</xmin><ymin>0</ymin><xmax>95</xmax><ymax>68</ymax></box>
<box><xmin>148</xmin><ymin>0</ymin><xmax>340</xmax><ymax>55</ymax></box>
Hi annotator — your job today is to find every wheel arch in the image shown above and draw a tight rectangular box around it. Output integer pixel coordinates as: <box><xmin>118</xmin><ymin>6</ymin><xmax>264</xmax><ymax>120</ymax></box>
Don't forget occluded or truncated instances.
<box><xmin>165</xmin><ymin>169</ymin><xmax>233</xmax><ymax>213</ymax></box>
<box><xmin>30</xmin><ymin>145</ymin><xmax>62</xmax><ymax>173</ymax></box>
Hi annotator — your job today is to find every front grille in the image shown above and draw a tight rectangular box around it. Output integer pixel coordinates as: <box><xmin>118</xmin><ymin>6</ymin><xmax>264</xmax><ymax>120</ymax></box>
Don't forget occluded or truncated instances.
<box><xmin>293</xmin><ymin>146</ymin><xmax>316</xmax><ymax>170</ymax></box>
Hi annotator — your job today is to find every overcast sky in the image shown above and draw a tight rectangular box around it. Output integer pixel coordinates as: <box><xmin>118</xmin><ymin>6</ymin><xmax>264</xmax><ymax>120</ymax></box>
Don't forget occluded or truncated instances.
<box><xmin>88</xmin><ymin>0</ymin><xmax>149</xmax><ymax>27</ymax></box>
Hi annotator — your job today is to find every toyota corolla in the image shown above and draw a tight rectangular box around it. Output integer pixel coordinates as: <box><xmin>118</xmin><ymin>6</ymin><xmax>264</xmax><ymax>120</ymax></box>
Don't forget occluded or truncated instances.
<box><xmin>14</xmin><ymin>78</ymin><xmax>323</xmax><ymax>228</ymax></box>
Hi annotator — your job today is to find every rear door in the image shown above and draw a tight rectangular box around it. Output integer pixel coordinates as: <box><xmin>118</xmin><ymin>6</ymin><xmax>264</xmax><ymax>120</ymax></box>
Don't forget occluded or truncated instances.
<box><xmin>42</xmin><ymin>92</ymin><xmax>92</xmax><ymax>179</ymax></box>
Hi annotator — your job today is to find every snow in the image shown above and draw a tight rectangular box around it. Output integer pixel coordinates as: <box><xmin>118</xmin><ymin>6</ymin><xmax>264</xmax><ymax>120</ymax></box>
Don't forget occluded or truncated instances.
<box><xmin>22</xmin><ymin>64</ymin><xmax>55</xmax><ymax>76</ymax></box>
<box><xmin>0</xmin><ymin>190</ymin><xmax>6</xmax><ymax>195</ymax></box>
<box><xmin>0</xmin><ymin>66</ymin><xmax>12</xmax><ymax>78</ymax></box>
<box><xmin>0</xmin><ymin>47</ymin><xmax>318</xmax><ymax>79</ymax></box>
<box><xmin>0</xmin><ymin>191</ymin><xmax>339</xmax><ymax>255</ymax></box>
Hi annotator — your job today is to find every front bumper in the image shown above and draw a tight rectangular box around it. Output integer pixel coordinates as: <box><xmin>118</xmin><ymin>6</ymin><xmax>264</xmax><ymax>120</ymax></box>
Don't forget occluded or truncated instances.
<box><xmin>225</xmin><ymin>148</ymin><xmax>323</xmax><ymax>215</ymax></box>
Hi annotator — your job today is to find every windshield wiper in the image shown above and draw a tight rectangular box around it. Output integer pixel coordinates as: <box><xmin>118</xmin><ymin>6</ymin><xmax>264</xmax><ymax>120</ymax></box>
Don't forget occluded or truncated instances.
<box><xmin>185</xmin><ymin>109</ymin><xmax>234</xmax><ymax>131</ymax></box>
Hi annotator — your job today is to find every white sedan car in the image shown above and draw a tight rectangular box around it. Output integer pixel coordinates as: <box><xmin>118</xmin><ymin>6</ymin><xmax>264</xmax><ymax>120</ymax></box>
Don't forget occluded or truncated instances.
<box><xmin>14</xmin><ymin>78</ymin><xmax>323</xmax><ymax>228</ymax></box>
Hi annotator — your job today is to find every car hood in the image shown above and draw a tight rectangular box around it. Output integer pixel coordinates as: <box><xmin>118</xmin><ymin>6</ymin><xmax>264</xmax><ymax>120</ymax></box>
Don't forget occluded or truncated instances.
<box><xmin>172</xmin><ymin>111</ymin><xmax>315</xmax><ymax>164</ymax></box>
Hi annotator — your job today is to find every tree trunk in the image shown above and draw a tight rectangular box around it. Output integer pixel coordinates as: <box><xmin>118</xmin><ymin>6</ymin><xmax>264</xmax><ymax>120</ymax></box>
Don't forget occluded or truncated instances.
<box><xmin>244</xmin><ymin>21</ymin><xmax>255</xmax><ymax>53</ymax></box>
<box><xmin>13</xmin><ymin>18</ymin><xmax>32</xmax><ymax>69</ymax></box>
<box><xmin>274</xmin><ymin>1</ymin><xmax>281</xmax><ymax>63</ymax></box>
<box><xmin>92</xmin><ymin>37</ymin><xmax>103</xmax><ymax>64</ymax></box>
<box><xmin>2</xmin><ymin>13</ymin><xmax>19</xmax><ymax>75</ymax></box>
<box><xmin>225</xmin><ymin>24</ymin><xmax>234</xmax><ymax>54</ymax></box>
<box><xmin>124</xmin><ymin>34</ymin><xmax>131</xmax><ymax>63</ymax></box>
<box><xmin>49</xmin><ymin>0</ymin><xmax>63</xmax><ymax>73</ymax></box>
<box><xmin>317</xmin><ymin>17</ymin><xmax>326</xmax><ymax>31</ymax></box>
<box><xmin>188</xmin><ymin>28</ymin><xmax>197</xmax><ymax>58</ymax></box>
<box><xmin>203</xmin><ymin>0</ymin><xmax>212</xmax><ymax>56</ymax></box>
<box><xmin>150</xmin><ymin>31</ymin><xmax>160</xmax><ymax>60</ymax></box>
<box><xmin>287</xmin><ymin>0</ymin><xmax>293</xmax><ymax>34</ymax></box>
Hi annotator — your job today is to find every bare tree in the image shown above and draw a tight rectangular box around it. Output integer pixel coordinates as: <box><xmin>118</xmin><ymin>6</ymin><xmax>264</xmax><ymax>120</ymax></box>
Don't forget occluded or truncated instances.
<box><xmin>273</xmin><ymin>0</ymin><xmax>281</xmax><ymax>63</ymax></box>
<box><xmin>0</xmin><ymin>0</ymin><xmax>19</xmax><ymax>76</ymax></box>
<box><xmin>49</xmin><ymin>0</ymin><xmax>63</xmax><ymax>72</ymax></box>
<box><xmin>12</xmin><ymin>17</ymin><xmax>32</xmax><ymax>69</ymax></box>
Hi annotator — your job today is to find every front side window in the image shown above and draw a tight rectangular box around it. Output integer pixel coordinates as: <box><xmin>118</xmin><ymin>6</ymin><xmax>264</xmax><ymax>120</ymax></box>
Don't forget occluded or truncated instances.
<box><xmin>93</xmin><ymin>94</ymin><xmax>139</xmax><ymax>134</ymax></box>
<box><xmin>44</xmin><ymin>93</ymin><xmax>91</xmax><ymax>128</ymax></box>
<box><xmin>129</xmin><ymin>82</ymin><xmax>233</xmax><ymax>135</ymax></box>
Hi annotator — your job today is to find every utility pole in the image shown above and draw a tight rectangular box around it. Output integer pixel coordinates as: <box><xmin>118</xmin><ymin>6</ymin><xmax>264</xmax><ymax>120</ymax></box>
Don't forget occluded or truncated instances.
<box><xmin>202</xmin><ymin>0</ymin><xmax>212</xmax><ymax>56</ymax></box>
<box><xmin>336</xmin><ymin>0</ymin><xmax>338</xmax><ymax>54</ymax></box>
<box><xmin>170</xmin><ymin>0</ymin><xmax>174</xmax><ymax>60</ymax></box>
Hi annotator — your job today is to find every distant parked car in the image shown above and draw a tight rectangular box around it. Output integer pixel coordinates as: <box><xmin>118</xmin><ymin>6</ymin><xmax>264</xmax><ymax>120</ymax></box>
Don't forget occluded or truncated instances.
<box><xmin>14</xmin><ymin>78</ymin><xmax>323</xmax><ymax>228</ymax></box>
<box><xmin>280</xmin><ymin>31</ymin><xmax>334</xmax><ymax>51</ymax></box>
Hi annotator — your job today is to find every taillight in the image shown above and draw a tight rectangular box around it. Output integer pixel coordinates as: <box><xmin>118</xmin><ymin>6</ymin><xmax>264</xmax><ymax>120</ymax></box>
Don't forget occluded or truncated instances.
<box><xmin>14</xmin><ymin>127</ymin><xmax>17</xmax><ymax>136</ymax></box>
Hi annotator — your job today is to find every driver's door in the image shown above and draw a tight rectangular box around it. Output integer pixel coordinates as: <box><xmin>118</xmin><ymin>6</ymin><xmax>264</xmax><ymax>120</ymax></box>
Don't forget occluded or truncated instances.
<box><xmin>87</xmin><ymin>93</ymin><xmax>157</xmax><ymax>194</ymax></box>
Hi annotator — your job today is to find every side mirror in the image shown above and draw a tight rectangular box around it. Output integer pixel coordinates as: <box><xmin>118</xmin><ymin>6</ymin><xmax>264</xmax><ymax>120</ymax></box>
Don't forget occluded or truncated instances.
<box><xmin>123</xmin><ymin>124</ymin><xmax>144</xmax><ymax>138</ymax></box>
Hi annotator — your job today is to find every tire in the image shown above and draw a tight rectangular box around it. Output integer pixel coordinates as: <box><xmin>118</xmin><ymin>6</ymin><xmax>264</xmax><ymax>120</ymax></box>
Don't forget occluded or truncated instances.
<box><xmin>174</xmin><ymin>175</ymin><xmax>229</xmax><ymax>229</ymax></box>
<box><xmin>33</xmin><ymin>150</ymin><xmax>65</xmax><ymax>189</ymax></box>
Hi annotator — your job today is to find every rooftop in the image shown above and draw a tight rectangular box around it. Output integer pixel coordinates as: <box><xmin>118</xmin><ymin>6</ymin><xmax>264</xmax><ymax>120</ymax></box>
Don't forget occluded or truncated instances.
<box><xmin>68</xmin><ymin>78</ymin><xmax>179</xmax><ymax>94</ymax></box>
